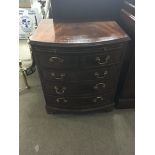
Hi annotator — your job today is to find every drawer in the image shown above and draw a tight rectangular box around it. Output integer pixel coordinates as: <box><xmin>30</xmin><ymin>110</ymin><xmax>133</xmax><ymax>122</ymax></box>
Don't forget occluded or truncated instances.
<box><xmin>41</xmin><ymin>69</ymin><xmax>77</xmax><ymax>81</ymax></box>
<box><xmin>45</xmin><ymin>93</ymin><xmax>113</xmax><ymax>108</ymax></box>
<box><xmin>79</xmin><ymin>65</ymin><xmax>120</xmax><ymax>81</ymax></box>
<box><xmin>44</xmin><ymin>80</ymin><xmax>116</xmax><ymax>96</ymax></box>
<box><xmin>41</xmin><ymin>65</ymin><xmax>120</xmax><ymax>82</ymax></box>
<box><xmin>32</xmin><ymin>42</ymin><xmax>124</xmax><ymax>54</ymax></box>
<box><xmin>81</xmin><ymin>50</ymin><xmax>123</xmax><ymax>68</ymax></box>
<box><xmin>36</xmin><ymin>53</ymin><xmax>78</xmax><ymax>69</ymax></box>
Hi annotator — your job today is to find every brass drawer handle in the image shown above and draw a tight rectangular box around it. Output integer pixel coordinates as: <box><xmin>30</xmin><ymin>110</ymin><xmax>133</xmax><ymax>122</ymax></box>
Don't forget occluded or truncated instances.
<box><xmin>93</xmin><ymin>96</ymin><xmax>104</xmax><ymax>103</ymax></box>
<box><xmin>56</xmin><ymin>98</ymin><xmax>68</xmax><ymax>103</ymax></box>
<box><xmin>94</xmin><ymin>70</ymin><xmax>108</xmax><ymax>79</ymax></box>
<box><xmin>51</xmin><ymin>73</ymin><xmax>66</xmax><ymax>80</ymax></box>
<box><xmin>96</xmin><ymin>55</ymin><xmax>110</xmax><ymax>65</ymax></box>
<box><xmin>49</xmin><ymin>57</ymin><xmax>64</xmax><ymax>63</ymax></box>
<box><xmin>54</xmin><ymin>86</ymin><xmax>66</xmax><ymax>95</ymax></box>
<box><xmin>94</xmin><ymin>83</ymin><xmax>106</xmax><ymax>90</ymax></box>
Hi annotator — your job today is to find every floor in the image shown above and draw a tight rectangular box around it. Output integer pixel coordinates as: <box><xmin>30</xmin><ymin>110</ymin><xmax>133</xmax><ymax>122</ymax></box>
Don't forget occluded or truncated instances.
<box><xmin>19</xmin><ymin>41</ymin><xmax>135</xmax><ymax>155</ymax></box>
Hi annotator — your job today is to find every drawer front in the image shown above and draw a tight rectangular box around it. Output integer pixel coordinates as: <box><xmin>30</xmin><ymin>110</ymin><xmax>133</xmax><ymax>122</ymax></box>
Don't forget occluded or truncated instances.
<box><xmin>32</xmin><ymin>43</ymin><xmax>124</xmax><ymax>54</ymax></box>
<box><xmin>41</xmin><ymin>70</ymin><xmax>77</xmax><ymax>82</ymax></box>
<box><xmin>79</xmin><ymin>65</ymin><xmax>120</xmax><ymax>81</ymax></box>
<box><xmin>41</xmin><ymin>65</ymin><xmax>120</xmax><ymax>82</ymax></box>
<box><xmin>36</xmin><ymin>53</ymin><xmax>78</xmax><ymax>69</ymax></box>
<box><xmin>44</xmin><ymin>80</ymin><xmax>116</xmax><ymax>96</ymax></box>
<box><xmin>81</xmin><ymin>50</ymin><xmax>123</xmax><ymax>68</ymax></box>
<box><xmin>45</xmin><ymin>94</ymin><xmax>113</xmax><ymax>108</ymax></box>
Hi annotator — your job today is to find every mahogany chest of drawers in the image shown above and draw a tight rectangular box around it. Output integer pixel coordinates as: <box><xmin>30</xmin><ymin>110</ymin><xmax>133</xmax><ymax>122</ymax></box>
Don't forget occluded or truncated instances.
<box><xmin>29</xmin><ymin>19</ymin><xmax>130</xmax><ymax>113</ymax></box>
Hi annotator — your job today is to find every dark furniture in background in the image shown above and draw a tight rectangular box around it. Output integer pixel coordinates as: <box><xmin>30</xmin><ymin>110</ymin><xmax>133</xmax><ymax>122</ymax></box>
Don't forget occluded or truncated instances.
<box><xmin>48</xmin><ymin>0</ymin><xmax>135</xmax><ymax>109</ymax></box>
<box><xmin>50</xmin><ymin>0</ymin><xmax>123</xmax><ymax>22</ymax></box>
<box><xmin>29</xmin><ymin>19</ymin><xmax>130</xmax><ymax>113</ymax></box>
<box><xmin>115</xmin><ymin>0</ymin><xmax>135</xmax><ymax>108</ymax></box>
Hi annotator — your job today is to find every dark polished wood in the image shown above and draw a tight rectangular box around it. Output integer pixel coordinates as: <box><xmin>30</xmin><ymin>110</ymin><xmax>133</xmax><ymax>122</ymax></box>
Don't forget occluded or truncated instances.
<box><xmin>30</xmin><ymin>20</ymin><xmax>130</xmax><ymax>113</ymax></box>
<box><xmin>115</xmin><ymin>0</ymin><xmax>135</xmax><ymax>108</ymax></box>
<box><xmin>120</xmin><ymin>9</ymin><xmax>135</xmax><ymax>35</ymax></box>
<box><xmin>123</xmin><ymin>1</ymin><xmax>135</xmax><ymax>15</ymax></box>
<box><xmin>30</xmin><ymin>19</ymin><xmax>129</xmax><ymax>45</ymax></box>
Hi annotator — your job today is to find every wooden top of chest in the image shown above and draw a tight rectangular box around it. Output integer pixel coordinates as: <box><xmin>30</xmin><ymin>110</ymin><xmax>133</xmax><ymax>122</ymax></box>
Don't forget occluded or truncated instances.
<box><xmin>30</xmin><ymin>19</ymin><xmax>130</xmax><ymax>46</ymax></box>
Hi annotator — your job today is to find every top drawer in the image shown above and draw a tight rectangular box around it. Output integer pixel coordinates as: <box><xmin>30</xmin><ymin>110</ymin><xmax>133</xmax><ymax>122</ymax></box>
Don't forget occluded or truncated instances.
<box><xmin>35</xmin><ymin>53</ymin><xmax>78</xmax><ymax>69</ymax></box>
<box><xmin>33</xmin><ymin>43</ymin><xmax>125</xmax><ymax>69</ymax></box>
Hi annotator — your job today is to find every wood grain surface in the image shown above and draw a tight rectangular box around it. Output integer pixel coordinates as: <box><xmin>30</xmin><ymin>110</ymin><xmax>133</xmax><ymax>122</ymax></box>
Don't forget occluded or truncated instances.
<box><xmin>30</xmin><ymin>19</ymin><xmax>129</xmax><ymax>45</ymax></box>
